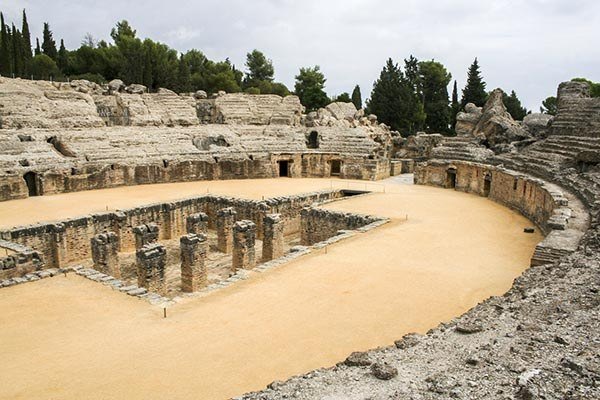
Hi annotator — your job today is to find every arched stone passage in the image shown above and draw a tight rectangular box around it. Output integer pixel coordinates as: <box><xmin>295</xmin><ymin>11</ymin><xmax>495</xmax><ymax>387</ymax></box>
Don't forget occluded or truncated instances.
<box><xmin>23</xmin><ymin>172</ymin><xmax>38</xmax><ymax>197</ymax></box>
<box><xmin>446</xmin><ymin>168</ymin><xmax>457</xmax><ymax>189</ymax></box>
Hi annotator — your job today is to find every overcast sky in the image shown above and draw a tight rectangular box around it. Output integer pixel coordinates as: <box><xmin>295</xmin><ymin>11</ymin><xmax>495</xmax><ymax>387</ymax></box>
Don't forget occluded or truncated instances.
<box><xmin>3</xmin><ymin>0</ymin><xmax>599</xmax><ymax>110</ymax></box>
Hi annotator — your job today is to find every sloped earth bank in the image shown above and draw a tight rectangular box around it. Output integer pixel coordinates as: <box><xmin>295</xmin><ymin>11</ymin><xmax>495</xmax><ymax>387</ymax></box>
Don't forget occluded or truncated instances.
<box><xmin>0</xmin><ymin>178</ymin><xmax>544</xmax><ymax>399</ymax></box>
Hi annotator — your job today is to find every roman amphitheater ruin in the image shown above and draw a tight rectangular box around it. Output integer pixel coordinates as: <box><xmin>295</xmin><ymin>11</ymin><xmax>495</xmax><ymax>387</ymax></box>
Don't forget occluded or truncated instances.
<box><xmin>0</xmin><ymin>77</ymin><xmax>598</xmax><ymax>399</ymax></box>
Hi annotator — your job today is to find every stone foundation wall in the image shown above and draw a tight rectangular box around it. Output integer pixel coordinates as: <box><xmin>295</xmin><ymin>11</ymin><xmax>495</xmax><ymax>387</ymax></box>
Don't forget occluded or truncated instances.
<box><xmin>414</xmin><ymin>160</ymin><xmax>565</xmax><ymax>233</ymax></box>
<box><xmin>414</xmin><ymin>160</ymin><xmax>586</xmax><ymax>266</ymax></box>
<box><xmin>300</xmin><ymin>207</ymin><xmax>382</xmax><ymax>246</ymax></box>
<box><xmin>0</xmin><ymin>190</ymin><xmax>347</xmax><ymax>270</ymax></box>
<box><xmin>0</xmin><ymin>240</ymin><xmax>43</xmax><ymax>280</ymax></box>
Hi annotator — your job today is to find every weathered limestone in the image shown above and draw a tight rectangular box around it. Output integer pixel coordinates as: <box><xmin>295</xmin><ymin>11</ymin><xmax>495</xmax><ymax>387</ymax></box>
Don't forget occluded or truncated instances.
<box><xmin>133</xmin><ymin>223</ymin><xmax>159</xmax><ymax>249</ymax></box>
<box><xmin>262</xmin><ymin>214</ymin><xmax>284</xmax><ymax>261</ymax></box>
<box><xmin>217</xmin><ymin>208</ymin><xmax>237</xmax><ymax>254</ymax></box>
<box><xmin>180</xmin><ymin>233</ymin><xmax>209</xmax><ymax>292</ymax></box>
<box><xmin>186</xmin><ymin>212</ymin><xmax>209</xmax><ymax>234</ymax></box>
<box><xmin>472</xmin><ymin>89</ymin><xmax>531</xmax><ymax>149</ymax></box>
<box><xmin>232</xmin><ymin>220</ymin><xmax>256</xmax><ymax>271</ymax></box>
<box><xmin>90</xmin><ymin>232</ymin><xmax>120</xmax><ymax>278</ymax></box>
<box><xmin>136</xmin><ymin>243</ymin><xmax>166</xmax><ymax>295</ymax></box>
<box><xmin>455</xmin><ymin>103</ymin><xmax>483</xmax><ymax>136</ymax></box>
<box><xmin>300</xmin><ymin>207</ymin><xmax>381</xmax><ymax>246</ymax></box>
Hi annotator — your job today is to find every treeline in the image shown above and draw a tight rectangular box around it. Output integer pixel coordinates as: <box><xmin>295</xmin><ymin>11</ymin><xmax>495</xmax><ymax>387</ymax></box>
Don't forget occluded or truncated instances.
<box><xmin>1</xmin><ymin>9</ymin><xmax>538</xmax><ymax>136</ymax></box>
<box><xmin>366</xmin><ymin>56</ymin><xmax>529</xmax><ymax>136</ymax></box>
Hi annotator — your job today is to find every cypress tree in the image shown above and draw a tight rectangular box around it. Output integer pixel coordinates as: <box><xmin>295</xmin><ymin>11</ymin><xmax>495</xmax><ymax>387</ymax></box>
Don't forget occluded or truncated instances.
<box><xmin>450</xmin><ymin>80</ymin><xmax>460</xmax><ymax>131</ymax></box>
<box><xmin>21</xmin><ymin>10</ymin><xmax>32</xmax><ymax>74</ymax></box>
<box><xmin>460</xmin><ymin>58</ymin><xmax>488</xmax><ymax>107</ymax></box>
<box><xmin>34</xmin><ymin>38</ymin><xmax>41</xmax><ymax>55</ymax></box>
<box><xmin>41</xmin><ymin>22</ymin><xmax>57</xmax><ymax>61</ymax></box>
<box><xmin>57</xmin><ymin>39</ymin><xmax>68</xmax><ymax>72</ymax></box>
<box><xmin>351</xmin><ymin>85</ymin><xmax>362</xmax><ymax>109</ymax></box>
<box><xmin>0</xmin><ymin>13</ymin><xmax>11</xmax><ymax>76</ymax></box>
<box><xmin>11</xmin><ymin>24</ymin><xmax>23</xmax><ymax>77</ymax></box>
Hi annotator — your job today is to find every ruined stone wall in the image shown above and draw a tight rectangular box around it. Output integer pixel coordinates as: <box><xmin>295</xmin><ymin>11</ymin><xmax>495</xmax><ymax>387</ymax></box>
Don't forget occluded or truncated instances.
<box><xmin>550</xmin><ymin>81</ymin><xmax>600</xmax><ymax>137</ymax></box>
<box><xmin>0</xmin><ymin>240</ymin><xmax>43</xmax><ymax>280</ymax></box>
<box><xmin>414</xmin><ymin>161</ymin><xmax>565</xmax><ymax>234</ymax></box>
<box><xmin>0</xmin><ymin>190</ymin><xmax>346</xmax><ymax>269</ymax></box>
<box><xmin>414</xmin><ymin>160</ymin><xmax>587</xmax><ymax>267</ymax></box>
<box><xmin>300</xmin><ymin>207</ymin><xmax>381</xmax><ymax>246</ymax></box>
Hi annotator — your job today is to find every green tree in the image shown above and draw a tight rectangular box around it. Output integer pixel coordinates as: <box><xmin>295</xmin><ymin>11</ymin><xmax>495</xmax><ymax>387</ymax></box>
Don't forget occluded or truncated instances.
<box><xmin>34</xmin><ymin>38</ymin><xmax>41</xmax><ymax>55</ymax></box>
<box><xmin>110</xmin><ymin>20</ymin><xmax>136</xmax><ymax>45</ymax></box>
<box><xmin>21</xmin><ymin>10</ymin><xmax>32</xmax><ymax>74</ymax></box>
<box><xmin>419</xmin><ymin>60</ymin><xmax>452</xmax><ymax>133</ymax></box>
<box><xmin>294</xmin><ymin>65</ymin><xmax>330</xmax><ymax>112</ymax></box>
<box><xmin>461</xmin><ymin>58</ymin><xmax>487</xmax><ymax>107</ymax></box>
<box><xmin>57</xmin><ymin>39</ymin><xmax>68</xmax><ymax>72</ymax></box>
<box><xmin>30</xmin><ymin>53</ymin><xmax>59</xmax><ymax>79</ymax></box>
<box><xmin>540</xmin><ymin>96</ymin><xmax>557</xmax><ymax>115</ymax></box>
<box><xmin>351</xmin><ymin>85</ymin><xmax>362</xmax><ymax>109</ymax></box>
<box><xmin>41</xmin><ymin>22</ymin><xmax>57</xmax><ymax>61</ymax></box>
<box><xmin>450</xmin><ymin>80</ymin><xmax>460</xmax><ymax>131</ymax></box>
<box><xmin>367</xmin><ymin>58</ymin><xmax>419</xmax><ymax>135</ymax></box>
<box><xmin>244</xmin><ymin>49</ymin><xmax>274</xmax><ymax>85</ymax></box>
<box><xmin>11</xmin><ymin>24</ymin><xmax>23</xmax><ymax>77</ymax></box>
<box><xmin>0</xmin><ymin>13</ymin><xmax>11</xmax><ymax>76</ymax></box>
<box><xmin>175</xmin><ymin>54</ymin><xmax>191</xmax><ymax>93</ymax></box>
<box><xmin>502</xmin><ymin>90</ymin><xmax>528</xmax><ymax>120</ymax></box>
<box><xmin>334</xmin><ymin>92</ymin><xmax>351</xmax><ymax>103</ymax></box>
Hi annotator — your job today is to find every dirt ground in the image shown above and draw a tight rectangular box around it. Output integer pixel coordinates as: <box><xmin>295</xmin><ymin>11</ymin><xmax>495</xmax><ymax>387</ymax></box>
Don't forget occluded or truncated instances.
<box><xmin>0</xmin><ymin>177</ymin><xmax>542</xmax><ymax>400</ymax></box>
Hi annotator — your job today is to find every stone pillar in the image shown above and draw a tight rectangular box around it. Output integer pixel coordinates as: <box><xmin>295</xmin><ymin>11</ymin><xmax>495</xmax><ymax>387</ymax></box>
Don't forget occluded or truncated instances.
<box><xmin>133</xmin><ymin>223</ymin><xmax>159</xmax><ymax>250</ymax></box>
<box><xmin>216</xmin><ymin>207</ymin><xmax>237</xmax><ymax>254</ymax></box>
<box><xmin>136</xmin><ymin>243</ymin><xmax>166</xmax><ymax>295</ymax></box>
<box><xmin>180</xmin><ymin>233</ymin><xmax>209</xmax><ymax>292</ymax></box>
<box><xmin>232</xmin><ymin>220</ymin><xmax>256</xmax><ymax>272</ymax></box>
<box><xmin>186</xmin><ymin>212</ymin><xmax>209</xmax><ymax>234</ymax></box>
<box><xmin>262</xmin><ymin>214</ymin><xmax>284</xmax><ymax>261</ymax></box>
<box><xmin>91</xmin><ymin>232</ymin><xmax>120</xmax><ymax>278</ymax></box>
<box><xmin>51</xmin><ymin>223</ymin><xmax>67</xmax><ymax>268</ymax></box>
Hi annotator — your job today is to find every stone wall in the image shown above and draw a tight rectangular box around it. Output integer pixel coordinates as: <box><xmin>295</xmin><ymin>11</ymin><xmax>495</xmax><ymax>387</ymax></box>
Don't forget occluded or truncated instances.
<box><xmin>550</xmin><ymin>81</ymin><xmax>600</xmax><ymax>137</ymax></box>
<box><xmin>300</xmin><ymin>207</ymin><xmax>382</xmax><ymax>246</ymax></box>
<box><xmin>0</xmin><ymin>239</ymin><xmax>43</xmax><ymax>280</ymax></box>
<box><xmin>0</xmin><ymin>190</ymin><xmax>347</xmax><ymax>270</ymax></box>
<box><xmin>414</xmin><ymin>160</ymin><xmax>586</xmax><ymax>265</ymax></box>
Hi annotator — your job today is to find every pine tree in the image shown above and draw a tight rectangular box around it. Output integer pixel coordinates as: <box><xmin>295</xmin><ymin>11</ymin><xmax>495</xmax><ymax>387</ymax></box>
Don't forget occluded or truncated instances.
<box><xmin>450</xmin><ymin>80</ymin><xmax>460</xmax><ymax>131</ymax></box>
<box><xmin>461</xmin><ymin>58</ymin><xmax>487</xmax><ymax>107</ymax></box>
<box><xmin>294</xmin><ymin>65</ymin><xmax>330</xmax><ymax>112</ymax></box>
<box><xmin>367</xmin><ymin>58</ymin><xmax>417</xmax><ymax>134</ymax></box>
<box><xmin>503</xmin><ymin>90</ymin><xmax>528</xmax><ymax>120</ymax></box>
<box><xmin>34</xmin><ymin>38</ymin><xmax>41</xmax><ymax>55</ymax></box>
<box><xmin>176</xmin><ymin>54</ymin><xmax>191</xmax><ymax>93</ymax></box>
<box><xmin>41</xmin><ymin>22</ymin><xmax>57</xmax><ymax>61</ymax></box>
<box><xmin>21</xmin><ymin>10</ymin><xmax>32</xmax><ymax>74</ymax></box>
<box><xmin>418</xmin><ymin>60</ymin><xmax>452</xmax><ymax>134</ymax></box>
<box><xmin>351</xmin><ymin>85</ymin><xmax>362</xmax><ymax>109</ymax></box>
<box><xmin>0</xmin><ymin>13</ymin><xmax>11</xmax><ymax>76</ymax></box>
<box><xmin>57</xmin><ymin>39</ymin><xmax>68</xmax><ymax>72</ymax></box>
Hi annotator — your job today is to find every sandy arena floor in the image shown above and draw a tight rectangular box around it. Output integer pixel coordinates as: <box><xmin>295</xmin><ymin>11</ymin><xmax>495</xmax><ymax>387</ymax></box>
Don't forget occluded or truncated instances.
<box><xmin>0</xmin><ymin>177</ymin><xmax>542</xmax><ymax>399</ymax></box>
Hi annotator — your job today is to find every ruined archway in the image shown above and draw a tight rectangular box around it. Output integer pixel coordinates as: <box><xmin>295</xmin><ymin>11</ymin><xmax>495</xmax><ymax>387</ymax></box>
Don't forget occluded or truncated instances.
<box><xmin>307</xmin><ymin>131</ymin><xmax>319</xmax><ymax>149</ymax></box>
<box><xmin>483</xmin><ymin>173</ymin><xmax>492</xmax><ymax>197</ymax></box>
<box><xmin>278</xmin><ymin>160</ymin><xmax>290</xmax><ymax>177</ymax></box>
<box><xmin>23</xmin><ymin>172</ymin><xmax>38</xmax><ymax>197</ymax></box>
<box><xmin>446</xmin><ymin>168</ymin><xmax>457</xmax><ymax>189</ymax></box>
<box><xmin>330</xmin><ymin>160</ymin><xmax>341</xmax><ymax>176</ymax></box>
